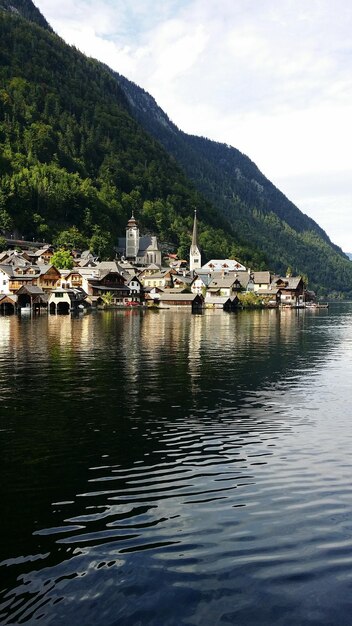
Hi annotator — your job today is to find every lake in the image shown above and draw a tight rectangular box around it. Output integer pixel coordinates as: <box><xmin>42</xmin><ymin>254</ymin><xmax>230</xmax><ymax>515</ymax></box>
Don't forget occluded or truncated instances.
<box><xmin>1</xmin><ymin>305</ymin><xmax>352</xmax><ymax>625</ymax></box>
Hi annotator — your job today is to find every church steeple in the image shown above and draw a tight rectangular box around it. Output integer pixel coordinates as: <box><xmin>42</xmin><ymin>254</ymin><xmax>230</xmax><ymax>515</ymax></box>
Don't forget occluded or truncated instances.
<box><xmin>190</xmin><ymin>209</ymin><xmax>201</xmax><ymax>271</ymax></box>
<box><xmin>126</xmin><ymin>211</ymin><xmax>140</xmax><ymax>260</ymax></box>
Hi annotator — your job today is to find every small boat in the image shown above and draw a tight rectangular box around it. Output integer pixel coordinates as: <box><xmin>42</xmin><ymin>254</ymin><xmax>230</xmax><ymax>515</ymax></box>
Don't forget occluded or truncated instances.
<box><xmin>306</xmin><ymin>302</ymin><xmax>329</xmax><ymax>309</ymax></box>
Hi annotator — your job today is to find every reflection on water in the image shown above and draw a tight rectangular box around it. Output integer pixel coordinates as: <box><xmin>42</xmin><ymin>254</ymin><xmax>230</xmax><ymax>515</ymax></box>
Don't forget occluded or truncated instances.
<box><xmin>1</xmin><ymin>306</ymin><xmax>352</xmax><ymax>625</ymax></box>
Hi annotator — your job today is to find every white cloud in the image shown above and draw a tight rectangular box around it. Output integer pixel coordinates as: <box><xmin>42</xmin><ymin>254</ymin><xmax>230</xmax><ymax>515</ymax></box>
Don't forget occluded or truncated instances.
<box><xmin>276</xmin><ymin>171</ymin><xmax>352</xmax><ymax>252</ymax></box>
<box><xmin>33</xmin><ymin>0</ymin><xmax>352</xmax><ymax>250</ymax></box>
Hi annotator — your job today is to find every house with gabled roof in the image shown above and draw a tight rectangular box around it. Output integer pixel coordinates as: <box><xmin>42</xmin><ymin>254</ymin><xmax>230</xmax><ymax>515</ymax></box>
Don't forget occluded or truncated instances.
<box><xmin>206</xmin><ymin>272</ymin><xmax>243</xmax><ymax>298</ymax></box>
<box><xmin>48</xmin><ymin>288</ymin><xmax>87</xmax><ymax>314</ymax></box>
<box><xmin>59</xmin><ymin>269</ymin><xmax>84</xmax><ymax>290</ymax></box>
<box><xmin>30</xmin><ymin>245</ymin><xmax>54</xmax><ymax>265</ymax></box>
<box><xmin>191</xmin><ymin>273</ymin><xmax>208</xmax><ymax>295</ymax></box>
<box><xmin>16</xmin><ymin>285</ymin><xmax>47</xmax><ymax>312</ymax></box>
<box><xmin>0</xmin><ymin>265</ymin><xmax>13</xmax><ymax>294</ymax></box>
<box><xmin>6</xmin><ymin>267</ymin><xmax>38</xmax><ymax>294</ymax></box>
<box><xmin>142</xmin><ymin>269</ymin><xmax>175</xmax><ymax>289</ymax></box>
<box><xmin>271</xmin><ymin>276</ymin><xmax>304</xmax><ymax>306</ymax></box>
<box><xmin>204</xmin><ymin>295</ymin><xmax>239</xmax><ymax>311</ymax></box>
<box><xmin>0</xmin><ymin>294</ymin><xmax>18</xmax><ymax>314</ymax></box>
<box><xmin>86</xmin><ymin>268</ymin><xmax>130</xmax><ymax>305</ymax></box>
<box><xmin>36</xmin><ymin>265</ymin><xmax>61</xmax><ymax>292</ymax></box>
<box><xmin>152</xmin><ymin>292</ymin><xmax>204</xmax><ymax>312</ymax></box>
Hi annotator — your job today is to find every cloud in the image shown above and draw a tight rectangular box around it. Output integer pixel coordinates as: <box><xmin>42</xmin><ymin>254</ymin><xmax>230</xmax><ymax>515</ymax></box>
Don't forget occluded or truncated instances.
<box><xmin>277</xmin><ymin>170</ymin><xmax>352</xmax><ymax>252</ymax></box>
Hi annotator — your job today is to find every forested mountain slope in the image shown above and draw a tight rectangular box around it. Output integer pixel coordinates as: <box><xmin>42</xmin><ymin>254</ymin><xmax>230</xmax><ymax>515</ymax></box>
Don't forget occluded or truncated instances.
<box><xmin>0</xmin><ymin>3</ymin><xmax>257</xmax><ymax>263</ymax></box>
<box><xmin>0</xmin><ymin>0</ymin><xmax>351</xmax><ymax>295</ymax></box>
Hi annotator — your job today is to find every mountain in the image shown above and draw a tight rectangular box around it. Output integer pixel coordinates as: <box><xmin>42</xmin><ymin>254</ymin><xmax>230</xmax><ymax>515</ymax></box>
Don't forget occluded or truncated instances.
<box><xmin>114</xmin><ymin>73</ymin><xmax>352</xmax><ymax>295</ymax></box>
<box><xmin>0</xmin><ymin>1</ymin><xmax>244</xmax><ymax>262</ymax></box>
<box><xmin>0</xmin><ymin>0</ymin><xmax>352</xmax><ymax>296</ymax></box>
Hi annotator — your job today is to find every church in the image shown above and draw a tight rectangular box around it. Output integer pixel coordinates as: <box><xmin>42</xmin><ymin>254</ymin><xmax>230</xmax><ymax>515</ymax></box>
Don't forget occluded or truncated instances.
<box><xmin>117</xmin><ymin>213</ymin><xmax>162</xmax><ymax>267</ymax></box>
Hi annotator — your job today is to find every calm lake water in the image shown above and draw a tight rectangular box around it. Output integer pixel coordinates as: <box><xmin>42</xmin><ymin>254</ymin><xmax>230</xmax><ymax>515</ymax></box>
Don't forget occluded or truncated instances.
<box><xmin>1</xmin><ymin>305</ymin><xmax>352</xmax><ymax>625</ymax></box>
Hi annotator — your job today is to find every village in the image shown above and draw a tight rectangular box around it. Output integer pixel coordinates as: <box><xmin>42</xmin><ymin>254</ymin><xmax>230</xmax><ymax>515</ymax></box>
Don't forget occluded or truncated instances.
<box><xmin>0</xmin><ymin>211</ymin><xmax>313</xmax><ymax>315</ymax></box>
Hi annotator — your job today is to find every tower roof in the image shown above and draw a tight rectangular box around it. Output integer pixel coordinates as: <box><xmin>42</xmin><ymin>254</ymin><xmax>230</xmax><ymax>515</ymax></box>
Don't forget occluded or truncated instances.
<box><xmin>127</xmin><ymin>211</ymin><xmax>138</xmax><ymax>228</ymax></box>
<box><xmin>190</xmin><ymin>209</ymin><xmax>199</xmax><ymax>253</ymax></box>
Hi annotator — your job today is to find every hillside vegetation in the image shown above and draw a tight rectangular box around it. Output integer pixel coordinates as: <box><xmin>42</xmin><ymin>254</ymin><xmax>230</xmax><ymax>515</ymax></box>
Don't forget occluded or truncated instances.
<box><xmin>0</xmin><ymin>6</ymin><xmax>261</xmax><ymax>262</ymax></box>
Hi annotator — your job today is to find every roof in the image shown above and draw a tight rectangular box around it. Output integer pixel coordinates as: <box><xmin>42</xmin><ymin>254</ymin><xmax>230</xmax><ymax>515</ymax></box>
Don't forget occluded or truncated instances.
<box><xmin>126</xmin><ymin>276</ymin><xmax>142</xmax><ymax>286</ymax></box>
<box><xmin>93</xmin><ymin>285</ymin><xmax>129</xmax><ymax>292</ymax></box>
<box><xmin>208</xmin><ymin>274</ymin><xmax>240</xmax><ymax>289</ymax></box>
<box><xmin>77</xmin><ymin>268</ymin><xmax>100</xmax><ymax>277</ymax></box>
<box><xmin>143</xmin><ymin>272</ymin><xmax>170</xmax><ymax>280</ymax></box>
<box><xmin>145</xmin><ymin>263</ymin><xmax>160</xmax><ymax>270</ymax></box>
<box><xmin>95</xmin><ymin>268</ymin><xmax>126</xmax><ymax>281</ymax></box>
<box><xmin>117</xmin><ymin>235</ymin><xmax>160</xmax><ymax>256</ymax></box>
<box><xmin>201</xmin><ymin>259</ymin><xmax>246</xmax><ymax>272</ymax></box>
<box><xmin>257</xmin><ymin>288</ymin><xmax>279</xmax><ymax>295</ymax></box>
<box><xmin>80</xmin><ymin>250</ymin><xmax>95</xmax><ymax>260</ymax></box>
<box><xmin>158</xmin><ymin>293</ymin><xmax>202</xmax><ymax>302</ymax></box>
<box><xmin>0</xmin><ymin>264</ymin><xmax>14</xmax><ymax>277</ymax></box>
<box><xmin>77</xmin><ymin>259</ymin><xmax>96</xmax><ymax>267</ymax></box>
<box><xmin>273</xmin><ymin>276</ymin><xmax>302</xmax><ymax>290</ymax></box>
<box><xmin>95</xmin><ymin>261</ymin><xmax>120</xmax><ymax>272</ymax></box>
<box><xmin>139</xmin><ymin>235</ymin><xmax>159</xmax><ymax>252</ymax></box>
<box><xmin>205</xmin><ymin>295</ymin><xmax>232</xmax><ymax>304</ymax></box>
<box><xmin>118</xmin><ymin>261</ymin><xmax>137</xmax><ymax>270</ymax></box>
<box><xmin>234</xmin><ymin>271</ymin><xmax>250</xmax><ymax>288</ymax></box>
<box><xmin>33</xmin><ymin>247</ymin><xmax>52</xmax><ymax>257</ymax></box>
<box><xmin>252</xmin><ymin>271</ymin><xmax>271</xmax><ymax>284</ymax></box>
<box><xmin>0</xmin><ymin>294</ymin><xmax>18</xmax><ymax>304</ymax></box>
<box><xmin>11</xmin><ymin>275</ymin><xmax>37</xmax><ymax>282</ymax></box>
<box><xmin>17</xmin><ymin>285</ymin><xmax>45</xmax><ymax>295</ymax></box>
<box><xmin>37</xmin><ymin>264</ymin><xmax>58</xmax><ymax>275</ymax></box>
<box><xmin>285</xmin><ymin>276</ymin><xmax>302</xmax><ymax>289</ymax></box>
<box><xmin>173</xmin><ymin>275</ymin><xmax>194</xmax><ymax>285</ymax></box>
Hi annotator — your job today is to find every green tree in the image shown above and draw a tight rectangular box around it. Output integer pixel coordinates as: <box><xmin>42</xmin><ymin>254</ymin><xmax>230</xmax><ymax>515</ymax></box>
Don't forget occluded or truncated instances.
<box><xmin>51</xmin><ymin>248</ymin><xmax>74</xmax><ymax>269</ymax></box>
<box><xmin>89</xmin><ymin>226</ymin><xmax>113</xmax><ymax>259</ymax></box>
<box><xmin>54</xmin><ymin>227</ymin><xmax>88</xmax><ymax>250</ymax></box>
<box><xmin>0</xmin><ymin>209</ymin><xmax>13</xmax><ymax>233</ymax></box>
<box><xmin>101</xmin><ymin>291</ymin><xmax>113</xmax><ymax>307</ymax></box>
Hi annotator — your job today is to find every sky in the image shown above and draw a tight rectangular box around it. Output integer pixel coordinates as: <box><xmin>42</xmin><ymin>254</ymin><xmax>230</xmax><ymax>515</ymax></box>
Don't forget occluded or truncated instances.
<box><xmin>34</xmin><ymin>0</ymin><xmax>352</xmax><ymax>251</ymax></box>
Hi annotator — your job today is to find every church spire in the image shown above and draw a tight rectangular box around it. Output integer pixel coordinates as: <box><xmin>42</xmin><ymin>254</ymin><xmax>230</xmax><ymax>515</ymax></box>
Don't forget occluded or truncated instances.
<box><xmin>190</xmin><ymin>210</ymin><xmax>201</xmax><ymax>271</ymax></box>
<box><xmin>191</xmin><ymin>209</ymin><xmax>198</xmax><ymax>251</ymax></box>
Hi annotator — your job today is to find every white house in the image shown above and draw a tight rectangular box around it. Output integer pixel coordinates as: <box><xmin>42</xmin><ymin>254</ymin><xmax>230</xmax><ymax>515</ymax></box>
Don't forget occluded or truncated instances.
<box><xmin>191</xmin><ymin>275</ymin><xmax>207</xmax><ymax>295</ymax></box>
<box><xmin>0</xmin><ymin>265</ymin><xmax>13</xmax><ymax>295</ymax></box>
